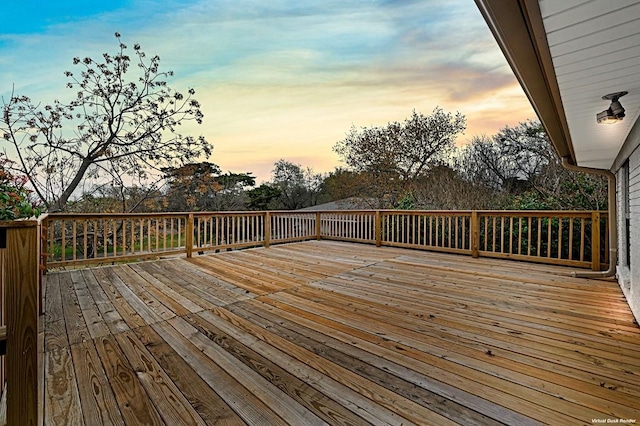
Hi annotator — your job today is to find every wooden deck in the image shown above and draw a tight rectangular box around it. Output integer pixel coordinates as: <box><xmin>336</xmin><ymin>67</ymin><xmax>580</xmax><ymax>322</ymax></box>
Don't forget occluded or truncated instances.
<box><xmin>40</xmin><ymin>240</ymin><xmax>640</xmax><ymax>425</ymax></box>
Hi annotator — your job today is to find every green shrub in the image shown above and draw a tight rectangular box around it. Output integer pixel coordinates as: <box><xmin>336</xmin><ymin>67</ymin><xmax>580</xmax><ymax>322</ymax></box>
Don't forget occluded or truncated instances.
<box><xmin>0</xmin><ymin>159</ymin><xmax>40</xmax><ymax>219</ymax></box>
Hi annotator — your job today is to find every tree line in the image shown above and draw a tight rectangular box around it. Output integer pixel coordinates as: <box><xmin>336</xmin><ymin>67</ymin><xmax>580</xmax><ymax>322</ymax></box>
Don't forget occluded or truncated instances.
<box><xmin>1</xmin><ymin>34</ymin><xmax>606</xmax><ymax>217</ymax></box>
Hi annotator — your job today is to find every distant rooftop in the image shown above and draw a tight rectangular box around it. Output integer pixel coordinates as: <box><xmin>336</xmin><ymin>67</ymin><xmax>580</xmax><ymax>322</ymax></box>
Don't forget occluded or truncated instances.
<box><xmin>298</xmin><ymin>197</ymin><xmax>376</xmax><ymax>211</ymax></box>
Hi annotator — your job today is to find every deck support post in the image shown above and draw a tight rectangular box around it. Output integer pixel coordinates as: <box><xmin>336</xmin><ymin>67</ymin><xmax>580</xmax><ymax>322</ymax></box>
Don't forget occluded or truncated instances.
<box><xmin>375</xmin><ymin>210</ymin><xmax>382</xmax><ymax>247</ymax></box>
<box><xmin>38</xmin><ymin>219</ymin><xmax>47</xmax><ymax>315</ymax></box>
<box><xmin>186</xmin><ymin>214</ymin><xmax>194</xmax><ymax>258</ymax></box>
<box><xmin>591</xmin><ymin>211</ymin><xmax>601</xmax><ymax>271</ymax></box>
<box><xmin>264</xmin><ymin>212</ymin><xmax>271</xmax><ymax>248</ymax></box>
<box><xmin>471</xmin><ymin>211</ymin><xmax>479</xmax><ymax>258</ymax></box>
<box><xmin>2</xmin><ymin>221</ymin><xmax>39</xmax><ymax>426</ymax></box>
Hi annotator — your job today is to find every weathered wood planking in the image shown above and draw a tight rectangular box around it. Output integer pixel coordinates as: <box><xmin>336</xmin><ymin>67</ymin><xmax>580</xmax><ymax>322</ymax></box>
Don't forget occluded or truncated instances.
<box><xmin>44</xmin><ymin>348</ymin><xmax>84</xmax><ymax>426</ymax></box>
<box><xmin>132</xmin><ymin>325</ymin><xmax>246</xmax><ymax>426</ymax></box>
<box><xmin>224</xmin><ymin>301</ymin><xmax>507</xmax><ymax>425</ymax></box>
<box><xmin>70</xmin><ymin>341</ymin><xmax>123</xmax><ymax>426</ymax></box>
<box><xmin>302</xmin><ymin>276</ymin><xmax>640</xmax><ymax>400</ymax></box>
<box><xmin>182</xmin><ymin>312</ymin><xmax>368</xmax><ymax>425</ymax></box>
<box><xmin>41</xmin><ymin>240</ymin><xmax>640</xmax><ymax>425</ymax></box>
<box><xmin>151</xmin><ymin>320</ymin><xmax>287</xmax><ymax>425</ymax></box>
<box><xmin>268</xmin><ymin>286</ymin><xmax>637</xmax><ymax>421</ymax></box>
<box><xmin>93</xmin><ymin>334</ymin><xmax>164</xmax><ymax>425</ymax></box>
<box><xmin>44</xmin><ymin>273</ymin><xmax>67</xmax><ymax>352</ymax></box>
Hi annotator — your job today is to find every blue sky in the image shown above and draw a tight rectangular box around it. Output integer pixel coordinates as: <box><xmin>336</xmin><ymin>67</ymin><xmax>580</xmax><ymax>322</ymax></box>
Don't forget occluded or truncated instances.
<box><xmin>0</xmin><ymin>0</ymin><xmax>535</xmax><ymax>182</ymax></box>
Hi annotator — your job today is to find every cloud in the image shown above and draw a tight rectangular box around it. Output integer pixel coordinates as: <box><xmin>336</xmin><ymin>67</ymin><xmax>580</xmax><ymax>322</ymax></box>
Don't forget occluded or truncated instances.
<box><xmin>0</xmin><ymin>0</ymin><xmax>536</xmax><ymax>183</ymax></box>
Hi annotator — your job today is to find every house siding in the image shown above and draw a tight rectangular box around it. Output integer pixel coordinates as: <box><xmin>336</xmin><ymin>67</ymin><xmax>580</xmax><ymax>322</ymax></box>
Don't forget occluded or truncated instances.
<box><xmin>617</xmin><ymin>143</ymin><xmax>640</xmax><ymax>322</ymax></box>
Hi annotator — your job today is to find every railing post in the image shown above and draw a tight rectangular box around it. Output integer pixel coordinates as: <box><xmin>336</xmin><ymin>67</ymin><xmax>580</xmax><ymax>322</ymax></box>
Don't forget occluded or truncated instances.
<box><xmin>264</xmin><ymin>212</ymin><xmax>271</xmax><ymax>248</ymax></box>
<box><xmin>38</xmin><ymin>218</ymin><xmax>47</xmax><ymax>315</ymax></box>
<box><xmin>315</xmin><ymin>212</ymin><xmax>322</xmax><ymax>240</ymax></box>
<box><xmin>186</xmin><ymin>214</ymin><xmax>194</xmax><ymax>258</ymax></box>
<box><xmin>375</xmin><ymin>210</ymin><xmax>382</xmax><ymax>247</ymax></box>
<box><xmin>3</xmin><ymin>222</ymin><xmax>39</xmax><ymax>426</ymax></box>
<box><xmin>471</xmin><ymin>211</ymin><xmax>479</xmax><ymax>258</ymax></box>
<box><xmin>591</xmin><ymin>211</ymin><xmax>601</xmax><ymax>271</ymax></box>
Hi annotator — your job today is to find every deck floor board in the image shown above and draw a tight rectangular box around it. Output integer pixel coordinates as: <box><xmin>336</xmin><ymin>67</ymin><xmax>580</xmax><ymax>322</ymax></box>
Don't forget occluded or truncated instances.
<box><xmin>41</xmin><ymin>240</ymin><xmax>640</xmax><ymax>425</ymax></box>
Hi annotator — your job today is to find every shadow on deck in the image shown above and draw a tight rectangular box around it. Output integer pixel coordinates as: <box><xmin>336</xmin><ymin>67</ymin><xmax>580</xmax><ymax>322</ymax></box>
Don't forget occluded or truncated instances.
<box><xmin>41</xmin><ymin>240</ymin><xmax>640</xmax><ymax>425</ymax></box>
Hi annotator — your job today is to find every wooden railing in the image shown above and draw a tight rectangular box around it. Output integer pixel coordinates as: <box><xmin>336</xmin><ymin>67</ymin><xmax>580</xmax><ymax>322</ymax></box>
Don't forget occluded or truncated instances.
<box><xmin>44</xmin><ymin>211</ymin><xmax>321</xmax><ymax>268</ymax></box>
<box><xmin>42</xmin><ymin>209</ymin><xmax>608</xmax><ymax>271</ymax></box>
<box><xmin>380</xmin><ymin>211</ymin><xmax>474</xmax><ymax>255</ymax></box>
<box><xmin>477</xmin><ymin>211</ymin><xmax>608</xmax><ymax>269</ymax></box>
<box><xmin>312</xmin><ymin>210</ymin><xmax>608</xmax><ymax>270</ymax></box>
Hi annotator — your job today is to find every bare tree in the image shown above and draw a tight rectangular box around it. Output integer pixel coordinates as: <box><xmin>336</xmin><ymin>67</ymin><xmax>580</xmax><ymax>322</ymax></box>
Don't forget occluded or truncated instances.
<box><xmin>413</xmin><ymin>164</ymin><xmax>506</xmax><ymax>210</ymax></box>
<box><xmin>270</xmin><ymin>159</ymin><xmax>324</xmax><ymax>210</ymax></box>
<box><xmin>1</xmin><ymin>33</ymin><xmax>212</xmax><ymax>212</ymax></box>
<box><xmin>333</xmin><ymin>108</ymin><xmax>466</xmax><ymax>206</ymax></box>
<box><xmin>334</xmin><ymin>108</ymin><xmax>465</xmax><ymax>181</ymax></box>
<box><xmin>457</xmin><ymin>120</ymin><xmax>607</xmax><ymax>210</ymax></box>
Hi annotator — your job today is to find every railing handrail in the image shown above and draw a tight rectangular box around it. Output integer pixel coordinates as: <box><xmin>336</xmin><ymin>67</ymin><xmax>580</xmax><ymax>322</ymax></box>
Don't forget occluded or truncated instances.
<box><xmin>44</xmin><ymin>209</ymin><xmax>608</xmax><ymax>217</ymax></box>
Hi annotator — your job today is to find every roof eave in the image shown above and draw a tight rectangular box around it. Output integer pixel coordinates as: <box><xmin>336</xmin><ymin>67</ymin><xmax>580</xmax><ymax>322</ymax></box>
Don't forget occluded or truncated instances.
<box><xmin>475</xmin><ymin>0</ymin><xmax>577</xmax><ymax>164</ymax></box>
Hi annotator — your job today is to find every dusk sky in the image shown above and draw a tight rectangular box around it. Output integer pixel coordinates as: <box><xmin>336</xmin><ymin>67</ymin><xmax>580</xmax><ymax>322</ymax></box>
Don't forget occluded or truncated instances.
<box><xmin>0</xmin><ymin>0</ymin><xmax>536</xmax><ymax>183</ymax></box>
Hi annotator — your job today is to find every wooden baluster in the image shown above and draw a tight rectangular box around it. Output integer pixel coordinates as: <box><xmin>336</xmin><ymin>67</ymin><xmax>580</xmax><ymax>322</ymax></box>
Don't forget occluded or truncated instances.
<box><xmin>509</xmin><ymin>216</ymin><xmax>514</xmax><ymax>254</ymax></box>
<box><xmin>492</xmin><ymin>216</ymin><xmax>496</xmax><ymax>252</ymax></box>
<box><xmin>547</xmin><ymin>218</ymin><xmax>552</xmax><ymax>258</ymax></box>
<box><xmin>162</xmin><ymin>218</ymin><xmax>167</xmax><ymax>252</ymax></box>
<box><xmin>483</xmin><ymin>216</ymin><xmax>487</xmax><ymax>251</ymax></box>
<box><xmin>537</xmin><ymin>217</ymin><xmax>541</xmax><ymax>258</ymax></box>
<box><xmin>527</xmin><ymin>217</ymin><xmax>532</xmax><ymax>256</ymax></box>
<box><xmin>122</xmin><ymin>219</ymin><xmax>127</xmax><ymax>255</ymax></box>
<box><xmin>61</xmin><ymin>220</ymin><xmax>66</xmax><ymax>262</ymax></box>
<box><xmin>177</xmin><ymin>218</ymin><xmax>182</xmax><ymax>249</ymax></box>
<box><xmin>72</xmin><ymin>220</ymin><xmax>77</xmax><ymax>261</ymax></box>
<box><xmin>145</xmin><ymin>219</ymin><xmax>150</xmax><ymax>254</ymax></box>
<box><xmin>592</xmin><ymin>211</ymin><xmax>601</xmax><ymax>271</ymax></box>
<box><xmin>568</xmin><ymin>216</ymin><xmax>574</xmax><ymax>260</ymax></box>
<box><xmin>471</xmin><ymin>211</ymin><xmax>479</xmax><ymax>258</ymax></box>
<box><xmin>557</xmin><ymin>217</ymin><xmax>563</xmax><ymax>259</ymax></box>
<box><xmin>517</xmin><ymin>217</ymin><xmax>522</xmax><ymax>255</ymax></box>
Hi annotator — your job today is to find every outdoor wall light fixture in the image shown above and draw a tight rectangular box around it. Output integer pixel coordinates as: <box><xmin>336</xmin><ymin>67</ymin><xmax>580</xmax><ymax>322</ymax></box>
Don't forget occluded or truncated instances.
<box><xmin>596</xmin><ymin>91</ymin><xmax>628</xmax><ymax>124</ymax></box>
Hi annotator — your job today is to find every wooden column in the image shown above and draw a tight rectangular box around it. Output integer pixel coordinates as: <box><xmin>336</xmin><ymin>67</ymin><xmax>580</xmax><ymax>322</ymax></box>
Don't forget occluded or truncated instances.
<box><xmin>264</xmin><ymin>212</ymin><xmax>271</xmax><ymax>248</ymax></box>
<box><xmin>38</xmin><ymin>220</ymin><xmax>47</xmax><ymax>315</ymax></box>
<box><xmin>3</xmin><ymin>221</ymin><xmax>39</xmax><ymax>426</ymax></box>
<box><xmin>471</xmin><ymin>211</ymin><xmax>480</xmax><ymax>258</ymax></box>
<box><xmin>375</xmin><ymin>210</ymin><xmax>382</xmax><ymax>247</ymax></box>
<box><xmin>591</xmin><ymin>211</ymin><xmax>601</xmax><ymax>271</ymax></box>
<box><xmin>186</xmin><ymin>214</ymin><xmax>194</xmax><ymax>258</ymax></box>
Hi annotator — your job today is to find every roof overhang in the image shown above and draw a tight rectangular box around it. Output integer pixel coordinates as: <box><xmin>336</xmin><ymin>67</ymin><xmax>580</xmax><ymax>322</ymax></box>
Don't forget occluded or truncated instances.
<box><xmin>476</xmin><ymin>0</ymin><xmax>640</xmax><ymax>170</ymax></box>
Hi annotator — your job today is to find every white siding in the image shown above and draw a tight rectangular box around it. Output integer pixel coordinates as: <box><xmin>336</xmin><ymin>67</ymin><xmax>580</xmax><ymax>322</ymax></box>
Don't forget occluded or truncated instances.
<box><xmin>618</xmin><ymin>144</ymin><xmax>640</xmax><ymax>322</ymax></box>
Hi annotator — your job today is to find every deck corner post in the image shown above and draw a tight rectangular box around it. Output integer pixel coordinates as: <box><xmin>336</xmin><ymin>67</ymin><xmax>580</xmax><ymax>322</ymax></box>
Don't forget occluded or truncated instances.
<box><xmin>316</xmin><ymin>212</ymin><xmax>322</xmax><ymax>240</ymax></box>
<box><xmin>375</xmin><ymin>210</ymin><xmax>382</xmax><ymax>247</ymax></box>
<box><xmin>264</xmin><ymin>211</ymin><xmax>271</xmax><ymax>248</ymax></box>
<box><xmin>186</xmin><ymin>213</ymin><xmax>194</xmax><ymax>258</ymax></box>
<box><xmin>4</xmin><ymin>223</ymin><xmax>39</xmax><ymax>426</ymax></box>
<box><xmin>591</xmin><ymin>211</ymin><xmax>601</xmax><ymax>271</ymax></box>
<box><xmin>471</xmin><ymin>211</ymin><xmax>480</xmax><ymax>258</ymax></box>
